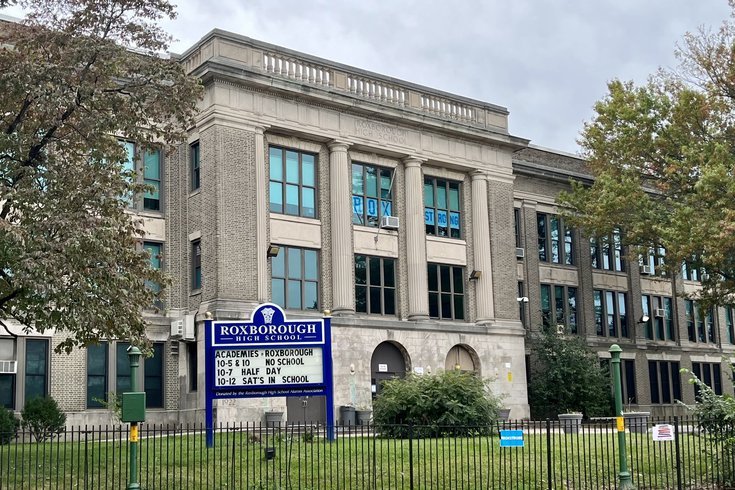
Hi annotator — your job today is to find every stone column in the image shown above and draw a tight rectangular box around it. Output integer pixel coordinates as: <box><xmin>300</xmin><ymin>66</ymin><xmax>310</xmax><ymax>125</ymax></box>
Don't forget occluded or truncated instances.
<box><xmin>404</xmin><ymin>156</ymin><xmax>429</xmax><ymax>320</ymax></box>
<box><xmin>472</xmin><ymin>171</ymin><xmax>495</xmax><ymax>323</ymax></box>
<box><xmin>255</xmin><ymin>127</ymin><xmax>268</xmax><ymax>303</ymax></box>
<box><xmin>329</xmin><ymin>141</ymin><xmax>354</xmax><ymax>315</ymax></box>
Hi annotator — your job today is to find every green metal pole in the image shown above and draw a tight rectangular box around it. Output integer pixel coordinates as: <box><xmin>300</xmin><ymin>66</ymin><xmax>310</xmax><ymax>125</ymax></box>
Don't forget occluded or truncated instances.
<box><xmin>127</xmin><ymin>346</ymin><xmax>142</xmax><ymax>490</ymax></box>
<box><xmin>609</xmin><ymin>344</ymin><xmax>635</xmax><ymax>490</ymax></box>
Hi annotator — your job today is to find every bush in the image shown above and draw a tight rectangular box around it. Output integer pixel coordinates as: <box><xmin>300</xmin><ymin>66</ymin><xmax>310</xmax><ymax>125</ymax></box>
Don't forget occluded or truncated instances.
<box><xmin>527</xmin><ymin>326</ymin><xmax>612</xmax><ymax>419</ymax></box>
<box><xmin>372</xmin><ymin>370</ymin><xmax>501</xmax><ymax>438</ymax></box>
<box><xmin>0</xmin><ymin>407</ymin><xmax>19</xmax><ymax>445</ymax></box>
<box><xmin>21</xmin><ymin>397</ymin><xmax>66</xmax><ymax>442</ymax></box>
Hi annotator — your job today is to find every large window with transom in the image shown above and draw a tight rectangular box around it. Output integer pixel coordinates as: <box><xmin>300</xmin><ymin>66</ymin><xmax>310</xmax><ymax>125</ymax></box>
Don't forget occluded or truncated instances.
<box><xmin>537</xmin><ymin>213</ymin><xmax>574</xmax><ymax>265</ymax></box>
<box><xmin>271</xmin><ymin>246</ymin><xmax>319</xmax><ymax>311</ymax></box>
<box><xmin>269</xmin><ymin>146</ymin><xmax>317</xmax><ymax>218</ymax></box>
<box><xmin>355</xmin><ymin>255</ymin><xmax>396</xmax><ymax>315</ymax></box>
<box><xmin>351</xmin><ymin>163</ymin><xmax>393</xmax><ymax>227</ymax></box>
<box><xmin>424</xmin><ymin>178</ymin><xmax>461</xmax><ymax>238</ymax></box>
<box><xmin>427</xmin><ymin>263</ymin><xmax>465</xmax><ymax>320</ymax></box>
<box><xmin>594</xmin><ymin>290</ymin><xmax>629</xmax><ymax>338</ymax></box>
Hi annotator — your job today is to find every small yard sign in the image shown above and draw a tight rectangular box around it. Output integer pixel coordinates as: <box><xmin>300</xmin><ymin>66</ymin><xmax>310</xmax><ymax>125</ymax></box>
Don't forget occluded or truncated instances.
<box><xmin>499</xmin><ymin>430</ymin><xmax>524</xmax><ymax>448</ymax></box>
<box><xmin>652</xmin><ymin>424</ymin><xmax>675</xmax><ymax>441</ymax></box>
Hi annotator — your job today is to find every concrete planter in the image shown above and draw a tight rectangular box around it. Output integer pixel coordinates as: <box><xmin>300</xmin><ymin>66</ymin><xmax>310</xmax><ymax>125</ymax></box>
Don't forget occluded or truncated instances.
<box><xmin>623</xmin><ymin>412</ymin><xmax>650</xmax><ymax>434</ymax></box>
<box><xmin>558</xmin><ymin>413</ymin><xmax>583</xmax><ymax>434</ymax></box>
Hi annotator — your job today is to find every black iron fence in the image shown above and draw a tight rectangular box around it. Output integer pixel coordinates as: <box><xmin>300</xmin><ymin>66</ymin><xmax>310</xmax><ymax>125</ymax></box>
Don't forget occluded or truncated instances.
<box><xmin>0</xmin><ymin>416</ymin><xmax>733</xmax><ymax>489</ymax></box>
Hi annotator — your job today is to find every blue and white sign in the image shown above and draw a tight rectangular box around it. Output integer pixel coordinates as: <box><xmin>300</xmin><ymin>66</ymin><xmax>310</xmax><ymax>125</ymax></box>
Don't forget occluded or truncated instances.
<box><xmin>205</xmin><ymin>304</ymin><xmax>335</xmax><ymax>446</ymax></box>
<box><xmin>499</xmin><ymin>430</ymin><xmax>525</xmax><ymax>448</ymax></box>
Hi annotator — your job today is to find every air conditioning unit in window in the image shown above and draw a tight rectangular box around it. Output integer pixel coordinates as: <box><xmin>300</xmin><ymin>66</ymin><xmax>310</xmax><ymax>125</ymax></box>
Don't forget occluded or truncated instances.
<box><xmin>0</xmin><ymin>360</ymin><xmax>17</xmax><ymax>374</ymax></box>
<box><xmin>183</xmin><ymin>314</ymin><xmax>196</xmax><ymax>341</ymax></box>
<box><xmin>515</xmin><ymin>247</ymin><xmax>525</xmax><ymax>259</ymax></box>
<box><xmin>380</xmin><ymin>215</ymin><xmax>399</xmax><ymax>230</ymax></box>
<box><xmin>556</xmin><ymin>324</ymin><xmax>566</xmax><ymax>335</ymax></box>
<box><xmin>170</xmin><ymin>319</ymin><xmax>184</xmax><ymax>339</ymax></box>
<box><xmin>170</xmin><ymin>342</ymin><xmax>180</xmax><ymax>356</ymax></box>
<box><xmin>654</xmin><ymin>308</ymin><xmax>666</xmax><ymax>318</ymax></box>
<box><xmin>640</xmin><ymin>265</ymin><xmax>652</xmax><ymax>275</ymax></box>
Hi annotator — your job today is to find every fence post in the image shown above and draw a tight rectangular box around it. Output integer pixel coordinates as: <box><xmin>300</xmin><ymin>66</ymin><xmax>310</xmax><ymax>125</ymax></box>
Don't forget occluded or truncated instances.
<box><xmin>408</xmin><ymin>424</ymin><xmax>414</xmax><ymax>490</ymax></box>
<box><xmin>546</xmin><ymin>418</ymin><xmax>552</xmax><ymax>490</ymax></box>
<box><xmin>674</xmin><ymin>416</ymin><xmax>682</xmax><ymax>490</ymax></box>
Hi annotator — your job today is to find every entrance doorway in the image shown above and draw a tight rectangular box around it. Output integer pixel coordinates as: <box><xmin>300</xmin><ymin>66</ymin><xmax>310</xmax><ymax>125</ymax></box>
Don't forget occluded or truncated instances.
<box><xmin>286</xmin><ymin>395</ymin><xmax>326</xmax><ymax>424</ymax></box>
<box><xmin>370</xmin><ymin>341</ymin><xmax>409</xmax><ymax>398</ymax></box>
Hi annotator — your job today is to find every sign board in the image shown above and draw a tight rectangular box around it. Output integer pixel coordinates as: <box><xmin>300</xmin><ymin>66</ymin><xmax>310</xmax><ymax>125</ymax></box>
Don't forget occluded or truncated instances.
<box><xmin>205</xmin><ymin>304</ymin><xmax>334</xmax><ymax>446</ymax></box>
<box><xmin>499</xmin><ymin>430</ymin><xmax>524</xmax><ymax>448</ymax></box>
<box><xmin>652</xmin><ymin>424</ymin><xmax>675</xmax><ymax>441</ymax></box>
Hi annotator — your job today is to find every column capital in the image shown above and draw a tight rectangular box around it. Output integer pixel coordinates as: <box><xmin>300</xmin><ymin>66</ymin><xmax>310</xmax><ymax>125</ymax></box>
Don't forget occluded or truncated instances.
<box><xmin>254</xmin><ymin>125</ymin><xmax>270</xmax><ymax>135</ymax></box>
<box><xmin>402</xmin><ymin>155</ymin><xmax>426</xmax><ymax>168</ymax></box>
<box><xmin>328</xmin><ymin>140</ymin><xmax>351</xmax><ymax>152</ymax></box>
<box><xmin>471</xmin><ymin>170</ymin><xmax>489</xmax><ymax>181</ymax></box>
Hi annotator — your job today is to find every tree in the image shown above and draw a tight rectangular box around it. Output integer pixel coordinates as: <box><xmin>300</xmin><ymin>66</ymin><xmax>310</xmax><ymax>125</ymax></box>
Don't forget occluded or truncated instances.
<box><xmin>527</xmin><ymin>327</ymin><xmax>612</xmax><ymax>419</ymax></box>
<box><xmin>558</xmin><ymin>2</ymin><xmax>735</xmax><ymax>308</ymax></box>
<box><xmin>0</xmin><ymin>0</ymin><xmax>202</xmax><ymax>353</ymax></box>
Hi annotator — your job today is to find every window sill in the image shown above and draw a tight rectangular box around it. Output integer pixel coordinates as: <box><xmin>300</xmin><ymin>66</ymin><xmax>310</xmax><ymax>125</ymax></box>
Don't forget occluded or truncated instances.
<box><xmin>426</xmin><ymin>235</ymin><xmax>467</xmax><ymax>246</ymax></box>
<box><xmin>190</xmin><ymin>289</ymin><xmax>202</xmax><ymax>297</ymax></box>
<box><xmin>189</xmin><ymin>188</ymin><xmax>202</xmax><ymax>198</ymax></box>
<box><xmin>353</xmin><ymin>224</ymin><xmax>398</xmax><ymax>235</ymax></box>
<box><xmin>270</xmin><ymin>213</ymin><xmax>321</xmax><ymax>226</ymax></box>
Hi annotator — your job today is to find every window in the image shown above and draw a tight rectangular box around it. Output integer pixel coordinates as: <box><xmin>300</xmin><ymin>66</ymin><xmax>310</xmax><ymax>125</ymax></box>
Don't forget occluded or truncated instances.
<box><xmin>641</xmin><ymin>295</ymin><xmax>675</xmax><ymax>341</ymax></box>
<box><xmin>187</xmin><ymin>341</ymin><xmax>198</xmax><ymax>392</ymax></box>
<box><xmin>518</xmin><ymin>282</ymin><xmax>526</xmax><ymax>328</ymax></box>
<box><xmin>191</xmin><ymin>240</ymin><xmax>201</xmax><ymax>291</ymax></box>
<box><xmin>190</xmin><ymin>142</ymin><xmax>200</xmax><ymax>191</ymax></box>
<box><xmin>24</xmin><ymin>340</ymin><xmax>48</xmax><ymax>402</ymax></box>
<box><xmin>144</xmin><ymin>242</ymin><xmax>162</xmax><ymax>294</ymax></box>
<box><xmin>540</xmin><ymin>284</ymin><xmax>578</xmax><ymax>333</ymax></box>
<box><xmin>424</xmin><ymin>178</ymin><xmax>461</xmax><ymax>238</ymax></box>
<box><xmin>87</xmin><ymin>343</ymin><xmax>108</xmax><ymax>408</ymax></box>
<box><xmin>514</xmin><ymin>208</ymin><xmax>522</xmax><ymax>249</ymax></box>
<box><xmin>682</xmin><ymin>261</ymin><xmax>702</xmax><ymax>281</ymax></box>
<box><xmin>727</xmin><ymin>306</ymin><xmax>735</xmax><ymax>345</ymax></box>
<box><xmin>120</xmin><ymin>141</ymin><xmax>163</xmax><ymax>212</ymax></box>
<box><xmin>685</xmin><ymin>300</ymin><xmax>716</xmax><ymax>343</ymax></box>
<box><xmin>427</xmin><ymin>263</ymin><xmax>465</xmax><ymax>320</ymax></box>
<box><xmin>591</xmin><ymin>228</ymin><xmax>624</xmax><ymax>272</ymax></box>
<box><xmin>640</xmin><ymin>246</ymin><xmax>666</xmax><ymax>276</ymax></box>
<box><xmin>601</xmin><ymin>359</ymin><xmax>637</xmax><ymax>404</ymax></box>
<box><xmin>537</xmin><ymin>213</ymin><xmax>573</xmax><ymax>265</ymax></box>
<box><xmin>269</xmin><ymin>146</ymin><xmax>317</xmax><ymax>218</ymax></box>
<box><xmin>116</xmin><ymin>342</ymin><xmax>131</xmax><ymax>394</ymax></box>
<box><xmin>271</xmin><ymin>246</ymin><xmax>319</xmax><ymax>310</ymax></box>
<box><xmin>691</xmin><ymin>362</ymin><xmax>722</xmax><ymax>398</ymax></box>
<box><xmin>594</xmin><ymin>290</ymin><xmax>629</xmax><ymax>338</ymax></box>
<box><xmin>648</xmin><ymin>360</ymin><xmax>681</xmax><ymax>404</ymax></box>
<box><xmin>355</xmin><ymin>255</ymin><xmax>396</xmax><ymax>315</ymax></box>
<box><xmin>145</xmin><ymin>343</ymin><xmax>164</xmax><ymax>408</ymax></box>
<box><xmin>0</xmin><ymin>338</ymin><xmax>15</xmax><ymax>409</ymax></box>
<box><xmin>351</xmin><ymin>163</ymin><xmax>393</xmax><ymax>227</ymax></box>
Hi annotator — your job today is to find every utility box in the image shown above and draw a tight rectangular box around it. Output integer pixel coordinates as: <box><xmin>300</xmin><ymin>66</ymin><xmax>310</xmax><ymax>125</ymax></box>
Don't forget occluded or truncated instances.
<box><xmin>121</xmin><ymin>392</ymin><xmax>147</xmax><ymax>423</ymax></box>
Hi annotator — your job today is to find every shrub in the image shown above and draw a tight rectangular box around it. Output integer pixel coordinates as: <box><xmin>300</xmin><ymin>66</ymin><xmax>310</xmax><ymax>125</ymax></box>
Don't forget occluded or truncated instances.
<box><xmin>527</xmin><ymin>326</ymin><xmax>612</xmax><ymax>419</ymax></box>
<box><xmin>372</xmin><ymin>370</ymin><xmax>501</xmax><ymax>438</ymax></box>
<box><xmin>0</xmin><ymin>407</ymin><xmax>19</xmax><ymax>445</ymax></box>
<box><xmin>21</xmin><ymin>396</ymin><xmax>66</xmax><ymax>442</ymax></box>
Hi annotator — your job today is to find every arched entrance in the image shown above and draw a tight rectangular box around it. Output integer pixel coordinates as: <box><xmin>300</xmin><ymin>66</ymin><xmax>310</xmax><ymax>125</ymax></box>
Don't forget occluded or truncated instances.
<box><xmin>370</xmin><ymin>341</ymin><xmax>410</xmax><ymax>398</ymax></box>
<box><xmin>445</xmin><ymin>344</ymin><xmax>479</xmax><ymax>374</ymax></box>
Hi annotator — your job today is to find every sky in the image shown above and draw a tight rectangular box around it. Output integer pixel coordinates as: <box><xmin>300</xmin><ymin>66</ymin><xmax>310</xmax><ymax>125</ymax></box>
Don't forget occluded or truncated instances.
<box><xmin>4</xmin><ymin>1</ymin><xmax>733</xmax><ymax>153</ymax></box>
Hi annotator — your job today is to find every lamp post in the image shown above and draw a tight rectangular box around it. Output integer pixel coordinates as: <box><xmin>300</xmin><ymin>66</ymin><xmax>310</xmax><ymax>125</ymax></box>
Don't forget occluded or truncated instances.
<box><xmin>609</xmin><ymin>344</ymin><xmax>635</xmax><ymax>490</ymax></box>
<box><xmin>127</xmin><ymin>346</ymin><xmax>142</xmax><ymax>490</ymax></box>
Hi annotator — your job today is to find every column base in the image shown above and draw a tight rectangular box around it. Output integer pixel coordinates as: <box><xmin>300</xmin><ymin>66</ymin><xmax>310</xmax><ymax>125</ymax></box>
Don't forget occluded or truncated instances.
<box><xmin>330</xmin><ymin>308</ymin><xmax>355</xmax><ymax>317</ymax></box>
<box><xmin>408</xmin><ymin>313</ymin><xmax>430</xmax><ymax>321</ymax></box>
<box><xmin>475</xmin><ymin>317</ymin><xmax>494</xmax><ymax>326</ymax></box>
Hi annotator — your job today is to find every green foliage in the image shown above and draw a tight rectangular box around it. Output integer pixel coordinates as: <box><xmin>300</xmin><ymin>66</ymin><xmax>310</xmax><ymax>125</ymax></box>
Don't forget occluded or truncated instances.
<box><xmin>21</xmin><ymin>396</ymin><xmax>66</xmax><ymax>442</ymax></box>
<box><xmin>558</xmin><ymin>6</ymin><xmax>735</xmax><ymax>308</ymax></box>
<box><xmin>0</xmin><ymin>406</ymin><xmax>20</xmax><ymax>445</ymax></box>
<box><xmin>0</xmin><ymin>0</ymin><xmax>202</xmax><ymax>352</ymax></box>
<box><xmin>681</xmin><ymin>368</ymin><xmax>735</xmax><ymax>438</ymax></box>
<box><xmin>372</xmin><ymin>370</ymin><xmax>501</xmax><ymax>438</ymax></box>
<box><xmin>528</xmin><ymin>327</ymin><xmax>612</xmax><ymax>419</ymax></box>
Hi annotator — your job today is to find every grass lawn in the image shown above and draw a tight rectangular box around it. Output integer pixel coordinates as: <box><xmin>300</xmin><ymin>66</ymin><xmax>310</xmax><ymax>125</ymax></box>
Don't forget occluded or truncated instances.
<box><xmin>0</xmin><ymin>425</ymin><xmax>730</xmax><ymax>489</ymax></box>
